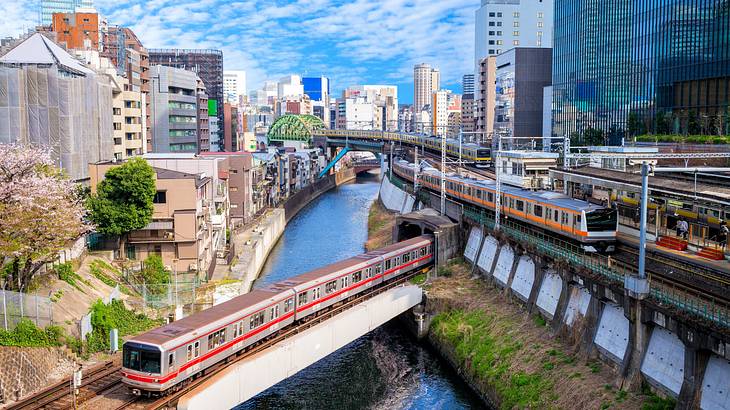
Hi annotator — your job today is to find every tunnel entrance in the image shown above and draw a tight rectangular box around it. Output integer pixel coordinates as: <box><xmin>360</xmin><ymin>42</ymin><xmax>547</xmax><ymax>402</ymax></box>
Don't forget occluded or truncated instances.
<box><xmin>397</xmin><ymin>222</ymin><xmax>424</xmax><ymax>242</ymax></box>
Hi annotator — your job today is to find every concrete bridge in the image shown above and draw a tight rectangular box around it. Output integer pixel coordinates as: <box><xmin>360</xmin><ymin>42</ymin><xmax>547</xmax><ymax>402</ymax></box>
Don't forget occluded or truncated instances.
<box><xmin>177</xmin><ymin>285</ymin><xmax>423</xmax><ymax>409</ymax></box>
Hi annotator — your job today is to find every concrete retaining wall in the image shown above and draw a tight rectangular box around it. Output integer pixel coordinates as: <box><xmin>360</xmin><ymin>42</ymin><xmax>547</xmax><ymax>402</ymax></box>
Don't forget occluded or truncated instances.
<box><xmin>510</xmin><ymin>256</ymin><xmax>535</xmax><ymax>302</ymax></box>
<box><xmin>284</xmin><ymin>175</ymin><xmax>336</xmax><ymax>222</ymax></box>
<box><xmin>476</xmin><ymin>236</ymin><xmax>499</xmax><ymax>276</ymax></box>
<box><xmin>379</xmin><ymin>177</ymin><xmax>416</xmax><ymax>214</ymax></box>
<box><xmin>563</xmin><ymin>285</ymin><xmax>591</xmax><ymax>327</ymax></box>
<box><xmin>535</xmin><ymin>270</ymin><xmax>562</xmax><ymax>319</ymax></box>
<box><xmin>594</xmin><ymin>303</ymin><xmax>630</xmax><ymax>365</ymax></box>
<box><xmin>230</xmin><ymin>209</ymin><xmax>286</xmax><ymax>293</ymax></box>
<box><xmin>493</xmin><ymin>245</ymin><xmax>515</xmax><ymax>287</ymax></box>
<box><xmin>464</xmin><ymin>227</ymin><xmax>483</xmax><ymax>263</ymax></box>
<box><xmin>0</xmin><ymin>347</ymin><xmax>76</xmax><ymax>404</ymax></box>
<box><xmin>700</xmin><ymin>355</ymin><xmax>730</xmax><ymax>409</ymax></box>
<box><xmin>641</xmin><ymin>327</ymin><xmax>685</xmax><ymax>397</ymax></box>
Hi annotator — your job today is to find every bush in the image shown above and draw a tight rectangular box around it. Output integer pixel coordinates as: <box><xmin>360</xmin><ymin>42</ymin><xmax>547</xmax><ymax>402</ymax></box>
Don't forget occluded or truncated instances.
<box><xmin>0</xmin><ymin>319</ymin><xmax>64</xmax><ymax>347</ymax></box>
<box><xmin>86</xmin><ymin>299</ymin><xmax>162</xmax><ymax>353</ymax></box>
<box><xmin>140</xmin><ymin>255</ymin><xmax>171</xmax><ymax>286</ymax></box>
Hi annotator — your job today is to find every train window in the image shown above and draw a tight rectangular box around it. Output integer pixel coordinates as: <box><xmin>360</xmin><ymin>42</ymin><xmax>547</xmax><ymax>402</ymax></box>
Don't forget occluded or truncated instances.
<box><xmin>233</xmin><ymin>323</ymin><xmax>238</xmax><ymax>338</ymax></box>
<box><xmin>554</xmin><ymin>210</ymin><xmax>559</xmax><ymax>222</ymax></box>
<box><xmin>412</xmin><ymin>250</ymin><xmax>418</xmax><ymax>260</ymax></box>
<box><xmin>249</xmin><ymin>312</ymin><xmax>265</xmax><ymax>329</ymax></box>
<box><xmin>403</xmin><ymin>252</ymin><xmax>410</xmax><ymax>263</ymax></box>
<box><xmin>375</xmin><ymin>264</ymin><xmax>382</xmax><ymax>275</ymax></box>
<box><xmin>194</xmin><ymin>341</ymin><xmax>200</xmax><ymax>357</ymax></box>
<box><xmin>341</xmin><ymin>276</ymin><xmax>349</xmax><ymax>288</ymax></box>
<box><xmin>395</xmin><ymin>256</ymin><xmax>400</xmax><ymax>266</ymax></box>
<box><xmin>488</xmin><ymin>192</ymin><xmax>494</xmax><ymax>202</ymax></box>
<box><xmin>298</xmin><ymin>292</ymin><xmax>308</xmax><ymax>305</ymax></box>
<box><xmin>314</xmin><ymin>288</ymin><xmax>321</xmax><ymax>299</ymax></box>
<box><xmin>353</xmin><ymin>271</ymin><xmax>363</xmax><ymax>282</ymax></box>
<box><xmin>534</xmin><ymin>205</ymin><xmax>543</xmax><ymax>217</ymax></box>
<box><xmin>516</xmin><ymin>200</ymin><xmax>523</xmax><ymax>212</ymax></box>
<box><xmin>325</xmin><ymin>280</ymin><xmax>337</xmax><ymax>294</ymax></box>
<box><xmin>187</xmin><ymin>345</ymin><xmax>193</xmax><ymax>361</ymax></box>
<box><xmin>385</xmin><ymin>259</ymin><xmax>391</xmax><ymax>270</ymax></box>
<box><xmin>284</xmin><ymin>298</ymin><xmax>294</xmax><ymax>312</ymax></box>
<box><xmin>169</xmin><ymin>353</ymin><xmax>174</xmax><ymax>367</ymax></box>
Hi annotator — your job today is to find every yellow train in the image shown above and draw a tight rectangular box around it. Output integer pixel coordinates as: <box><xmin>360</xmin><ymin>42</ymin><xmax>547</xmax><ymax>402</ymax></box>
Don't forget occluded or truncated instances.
<box><xmin>313</xmin><ymin>129</ymin><xmax>492</xmax><ymax>167</ymax></box>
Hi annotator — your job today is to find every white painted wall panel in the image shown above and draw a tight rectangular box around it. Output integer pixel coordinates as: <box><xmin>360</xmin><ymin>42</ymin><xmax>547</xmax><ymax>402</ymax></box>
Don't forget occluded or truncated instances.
<box><xmin>510</xmin><ymin>256</ymin><xmax>535</xmax><ymax>301</ymax></box>
<box><xmin>463</xmin><ymin>226</ymin><xmax>483</xmax><ymax>263</ymax></box>
<box><xmin>641</xmin><ymin>327</ymin><xmax>685</xmax><ymax>397</ymax></box>
<box><xmin>476</xmin><ymin>236</ymin><xmax>499</xmax><ymax>275</ymax></box>
<box><xmin>594</xmin><ymin>303</ymin><xmax>630</xmax><ymax>364</ymax></box>
<box><xmin>701</xmin><ymin>355</ymin><xmax>730</xmax><ymax>410</ymax></box>
<box><xmin>535</xmin><ymin>270</ymin><xmax>562</xmax><ymax>318</ymax></box>
<box><xmin>493</xmin><ymin>245</ymin><xmax>514</xmax><ymax>286</ymax></box>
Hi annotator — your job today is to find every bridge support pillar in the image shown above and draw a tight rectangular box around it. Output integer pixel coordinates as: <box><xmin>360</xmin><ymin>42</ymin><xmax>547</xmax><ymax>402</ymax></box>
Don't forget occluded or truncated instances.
<box><xmin>621</xmin><ymin>297</ymin><xmax>650</xmax><ymax>391</ymax></box>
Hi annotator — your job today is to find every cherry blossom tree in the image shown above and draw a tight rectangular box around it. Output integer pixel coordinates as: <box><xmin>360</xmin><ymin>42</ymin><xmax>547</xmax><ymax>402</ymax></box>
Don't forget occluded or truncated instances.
<box><xmin>0</xmin><ymin>144</ymin><xmax>88</xmax><ymax>291</ymax></box>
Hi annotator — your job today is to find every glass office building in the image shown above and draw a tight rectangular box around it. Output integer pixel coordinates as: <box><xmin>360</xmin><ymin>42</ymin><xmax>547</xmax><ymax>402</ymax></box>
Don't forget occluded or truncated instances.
<box><xmin>552</xmin><ymin>0</ymin><xmax>730</xmax><ymax>141</ymax></box>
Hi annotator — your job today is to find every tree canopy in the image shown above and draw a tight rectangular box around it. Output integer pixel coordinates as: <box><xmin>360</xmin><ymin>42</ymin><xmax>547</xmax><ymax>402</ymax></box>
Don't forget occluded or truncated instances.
<box><xmin>0</xmin><ymin>144</ymin><xmax>88</xmax><ymax>291</ymax></box>
<box><xmin>87</xmin><ymin>158</ymin><xmax>156</xmax><ymax>236</ymax></box>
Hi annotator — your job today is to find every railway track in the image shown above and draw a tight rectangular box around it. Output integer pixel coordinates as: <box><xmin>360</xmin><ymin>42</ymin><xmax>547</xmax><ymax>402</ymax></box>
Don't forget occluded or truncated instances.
<box><xmin>7</xmin><ymin>359</ymin><xmax>122</xmax><ymax>410</ymax></box>
<box><xmin>12</xmin><ymin>268</ymin><xmax>431</xmax><ymax>410</ymax></box>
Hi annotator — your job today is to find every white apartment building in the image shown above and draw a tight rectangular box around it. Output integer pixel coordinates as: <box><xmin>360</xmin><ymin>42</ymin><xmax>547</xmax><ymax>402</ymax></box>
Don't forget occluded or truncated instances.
<box><xmin>414</xmin><ymin>63</ymin><xmax>440</xmax><ymax>120</ymax></box>
<box><xmin>278</xmin><ymin>75</ymin><xmax>304</xmax><ymax>99</ymax></box>
<box><xmin>223</xmin><ymin>70</ymin><xmax>247</xmax><ymax>105</ymax></box>
<box><xmin>474</xmin><ymin>0</ymin><xmax>553</xmax><ymax>70</ymax></box>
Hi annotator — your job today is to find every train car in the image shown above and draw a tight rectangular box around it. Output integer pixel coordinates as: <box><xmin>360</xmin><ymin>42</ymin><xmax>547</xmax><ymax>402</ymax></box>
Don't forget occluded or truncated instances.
<box><xmin>122</xmin><ymin>235</ymin><xmax>435</xmax><ymax>395</ymax></box>
<box><xmin>393</xmin><ymin>160</ymin><xmax>617</xmax><ymax>252</ymax></box>
<box><xmin>121</xmin><ymin>288</ymin><xmax>296</xmax><ymax>394</ymax></box>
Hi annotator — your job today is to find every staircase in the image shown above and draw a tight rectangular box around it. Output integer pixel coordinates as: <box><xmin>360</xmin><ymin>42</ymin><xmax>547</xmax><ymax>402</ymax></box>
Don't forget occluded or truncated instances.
<box><xmin>656</xmin><ymin>236</ymin><xmax>688</xmax><ymax>251</ymax></box>
<box><xmin>696</xmin><ymin>247</ymin><xmax>726</xmax><ymax>261</ymax></box>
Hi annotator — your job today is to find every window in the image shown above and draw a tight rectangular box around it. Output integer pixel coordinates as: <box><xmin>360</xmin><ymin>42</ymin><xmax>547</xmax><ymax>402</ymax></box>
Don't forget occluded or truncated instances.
<box><xmin>497</xmin><ymin>12</ymin><xmax>502</xmax><ymax>17</ymax></box>
<box><xmin>403</xmin><ymin>252</ymin><xmax>410</xmax><ymax>263</ymax></box>
<box><xmin>298</xmin><ymin>292</ymin><xmax>308</xmax><ymax>305</ymax></box>
<box><xmin>489</xmin><ymin>21</ymin><xmax>495</xmax><ymax>26</ymax></box>
<box><xmin>496</xmin><ymin>31</ymin><xmax>502</xmax><ymax>35</ymax></box>
<box><xmin>489</xmin><ymin>49</ymin><xmax>495</xmax><ymax>55</ymax></box>
<box><xmin>194</xmin><ymin>341</ymin><xmax>200</xmax><ymax>357</ymax></box>
<box><xmin>496</xmin><ymin>22</ymin><xmax>502</xmax><ymax>26</ymax></box>
<box><xmin>516</xmin><ymin>200</ymin><xmax>524</xmax><ymax>212</ymax></box>
<box><xmin>375</xmin><ymin>264</ymin><xmax>382</xmax><ymax>275</ymax></box>
<box><xmin>534</xmin><ymin>205</ymin><xmax>543</xmax><ymax>217</ymax></box>
<box><xmin>168</xmin><ymin>353</ymin><xmax>174</xmax><ymax>368</ymax></box>
<box><xmin>513</xmin><ymin>12</ymin><xmax>520</xmax><ymax>17</ymax></box>
<box><xmin>153</xmin><ymin>191</ymin><xmax>167</xmax><ymax>204</ymax></box>
<box><xmin>284</xmin><ymin>298</ymin><xmax>294</xmax><ymax>312</ymax></box>
<box><xmin>537</xmin><ymin>21</ymin><xmax>543</xmax><ymax>28</ymax></box>
<box><xmin>513</xmin><ymin>21</ymin><xmax>519</xmax><ymax>27</ymax></box>
<box><xmin>496</xmin><ymin>40</ymin><xmax>503</xmax><ymax>45</ymax></box>
<box><xmin>537</xmin><ymin>31</ymin><xmax>543</xmax><ymax>37</ymax></box>
<box><xmin>187</xmin><ymin>345</ymin><xmax>193</xmax><ymax>361</ymax></box>
<box><xmin>488</xmin><ymin>192</ymin><xmax>494</xmax><ymax>202</ymax></box>
<box><xmin>249</xmin><ymin>311</ymin><xmax>265</xmax><ymax>329</ymax></box>
<box><xmin>513</xmin><ymin>30</ymin><xmax>519</xmax><ymax>36</ymax></box>
<box><xmin>341</xmin><ymin>276</ymin><xmax>349</xmax><ymax>288</ymax></box>
<box><xmin>489</xmin><ymin>30</ymin><xmax>495</xmax><ymax>35</ymax></box>
<box><xmin>385</xmin><ymin>259</ymin><xmax>391</xmax><ymax>270</ymax></box>
<box><xmin>113</xmin><ymin>108</ymin><xmax>122</xmax><ymax>115</ymax></box>
<box><xmin>312</xmin><ymin>287</ymin><xmax>321</xmax><ymax>300</ymax></box>
<box><xmin>537</xmin><ymin>12</ymin><xmax>543</xmax><ymax>18</ymax></box>
<box><xmin>489</xmin><ymin>40</ymin><xmax>495</xmax><ymax>45</ymax></box>
<box><xmin>270</xmin><ymin>305</ymin><xmax>279</xmax><ymax>319</ymax></box>
<box><xmin>489</xmin><ymin>12</ymin><xmax>495</xmax><ymax>17</ymax></box>
<box><xmin>513</xmin><ymin>40</ymin><xmax>520</xmax><ymax>46</ymax></box>
<box><xmin>353</xmin><ymin>271</ymin><xmax>363</xmax><ymax>282</ymax></box>
<box><xmin>325</xmin><ymin>280</ymin><xmax>337</xmax><ymax>294</ymax></box>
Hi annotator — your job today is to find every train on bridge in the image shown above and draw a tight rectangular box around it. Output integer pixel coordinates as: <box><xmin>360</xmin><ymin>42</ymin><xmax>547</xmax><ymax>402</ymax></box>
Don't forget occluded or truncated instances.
<box><xmin>392</xmin><ymin>160</ymin><xmax>618</xmax><ymax>253</ymax></box>
<box><xmin>315</xmin><ymin>129</ymin><xmax>492</xmax><ymax>167</ymax></box>
<box><xmin>121</xmin><ymin>236</ymin><xmax>434</xmax><ymax>395</ymax></box>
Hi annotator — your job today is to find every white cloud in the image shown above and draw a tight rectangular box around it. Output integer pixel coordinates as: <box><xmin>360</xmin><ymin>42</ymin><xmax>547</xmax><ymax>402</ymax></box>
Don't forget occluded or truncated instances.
<box><xmin>0</xmin><ymin>0</ymin><xmax>39</xmax><ymax>38</ymax></box>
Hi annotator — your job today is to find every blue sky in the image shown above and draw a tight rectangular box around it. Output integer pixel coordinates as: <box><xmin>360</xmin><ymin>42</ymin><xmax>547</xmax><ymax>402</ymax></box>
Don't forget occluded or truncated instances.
<box><xmin>2</xmin><ymin>0</ymin><xmax>480</xmax><ymax>103</ymax></box>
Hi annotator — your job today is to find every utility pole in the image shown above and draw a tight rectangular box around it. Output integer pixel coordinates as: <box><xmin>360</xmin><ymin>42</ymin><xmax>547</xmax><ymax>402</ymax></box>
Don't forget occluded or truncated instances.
<box><xmin>440</xmin><ymin>130</ymin><xmax>446</xmax><ymax>216</ymax></box>
<box><xmin>495</xmin><ymin>132</ymin><xmax>504</xmax><ymax>230</ymax></box>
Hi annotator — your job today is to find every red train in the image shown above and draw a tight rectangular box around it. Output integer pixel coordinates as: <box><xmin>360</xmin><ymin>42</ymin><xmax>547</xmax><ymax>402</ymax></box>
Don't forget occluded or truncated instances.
<box><xmin>121</xmin><ymin>235</ymin><xmax>434</xmax><ymax>394</ymax></box>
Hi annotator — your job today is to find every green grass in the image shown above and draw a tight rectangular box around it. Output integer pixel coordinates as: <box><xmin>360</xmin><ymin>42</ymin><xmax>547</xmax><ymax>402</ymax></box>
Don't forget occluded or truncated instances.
<box><xmin>533</xmin><ymin>315</ymin><xmax>547</xmax><ymax>327</ymax></box>
<box><xmin>410</xmin><ymin>273</ymin><xmax>427</xmax><ymax>286</ymax></box>
<box><xmin>588</xmin><ymin>360</ymin><xmax>602</xmax><ymax>373</ymax></box>
<box><xmin>53</xmin><ymin>262</ymin><xmax>89</xmax><ymax>292</ymax></box>
<box><xmin>89</xmin><ymin>260</ymin><xmax>134</xmax><ymax>295</ymax></box>
<box><xmin>86</xmin><ymin>299</ymin><xmax>163</xmax><ymax>353</ymax></box>
<box><xmin>432</xmin><ymin>309</ymin><xmax>553</xmax><ymax>409</ymax></box>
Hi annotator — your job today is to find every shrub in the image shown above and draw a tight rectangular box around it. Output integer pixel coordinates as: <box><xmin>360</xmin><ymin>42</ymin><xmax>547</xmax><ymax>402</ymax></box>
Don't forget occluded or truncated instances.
<box><xmin>0</xmin><ymin>319</ymin><xmax>64</xmax><ymax>347</ymax></box>
<box><xmin>140</xmin><ymin>255</ymin><xmax>171</xmax><ymax>286</ymax></box>
<box><xmin>86</xmin><ymin>299</ymin><xmax>162</xmax><ymax>353</ymax></box>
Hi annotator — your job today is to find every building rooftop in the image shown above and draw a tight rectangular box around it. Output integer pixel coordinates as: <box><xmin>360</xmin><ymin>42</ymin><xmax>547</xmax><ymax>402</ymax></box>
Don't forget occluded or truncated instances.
<box><xmin>588</xmin><ymin>146</ymin><xmax>659</xmax><ymax>154</ymax></box>
<box><xmin>500</xmin><ymin>150</ymin><xmax>560</xmax><ymax>159</ymax></box>
<box><xmin>0</xmin><ymin>33</ymin><xmax>94</xmax><ymax>75</ymax></box>
<box><xmin>153</xmin><ymin>167</ymin><xmax>210</xmax><ymax>188</ymax></box>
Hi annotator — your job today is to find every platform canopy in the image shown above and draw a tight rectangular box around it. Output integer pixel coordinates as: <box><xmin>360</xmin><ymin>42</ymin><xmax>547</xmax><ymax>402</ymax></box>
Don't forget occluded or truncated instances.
<box><xmin>267</xmin><ymin>114</ymin><xmax>325</xmax><ymax>143</ymax></box>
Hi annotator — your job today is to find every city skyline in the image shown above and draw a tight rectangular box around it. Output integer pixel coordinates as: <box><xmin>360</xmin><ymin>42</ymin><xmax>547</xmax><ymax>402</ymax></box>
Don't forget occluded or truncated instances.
<box><xmin>0</xmin><ymin>0</ymin><xmax>480</xmax><ymax>103</ymax></box>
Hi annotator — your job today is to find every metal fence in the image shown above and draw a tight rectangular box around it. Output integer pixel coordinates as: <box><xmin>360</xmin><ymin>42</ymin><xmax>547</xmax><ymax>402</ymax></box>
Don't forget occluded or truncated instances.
<box><xmin>0</xmin><ymin>290</ymin><xmax>53</xmax><ymax>330</ymax></box>
<box><xmin>462</xmin><ymin>205</ymin><xmax>730</xmax><ymax>329</ymax></box>
<box><xmin>128</xmin><ymin>279</ymin><xmax>201</xmax><ymax>311</ymax></box>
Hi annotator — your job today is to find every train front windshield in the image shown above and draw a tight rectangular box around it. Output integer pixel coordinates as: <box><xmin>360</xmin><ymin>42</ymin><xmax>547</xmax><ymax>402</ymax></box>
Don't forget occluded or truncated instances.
<box><xmin>123</xmin><ymin>342</ymin><xmax>161</xmax><ymax>373</ymax></box>
<box><xmin>477</xmin><ymin>149</ymin><xmax>491</xmax><ymax>158</ymax></box>
<box><xmin>586</xmin><ymin>209</ymin><xmax>618</xmax><ymax>231</ymax></box>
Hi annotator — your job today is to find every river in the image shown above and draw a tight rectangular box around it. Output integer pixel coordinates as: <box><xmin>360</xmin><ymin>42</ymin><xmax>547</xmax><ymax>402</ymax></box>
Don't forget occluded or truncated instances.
<box><xmin>236</xmin><ymin>172</ymin><xmax>484</xmax><ymax>410</ymax></box>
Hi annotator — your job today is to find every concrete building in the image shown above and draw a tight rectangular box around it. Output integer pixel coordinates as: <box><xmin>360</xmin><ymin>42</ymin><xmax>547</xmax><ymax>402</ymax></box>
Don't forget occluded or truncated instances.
<box><xmin>413</xmin><ymin>63</ymin><xmax>440</xmax><ymax>127</ymax></box>
<box><xmin>432</xmin><ymin>90</ymin><xmax>454</xmax><ymax>135</ymax></box>
<box><xmin>149</xmin><ymin>49</ymin><xmax>224</xmax><ymax>151</ymax></box>
<box><xmin>474</xmin><ymin>0</ymin><xmax>553</xmax><ymax>67</ymax></box>
<box><xmin>497</xmin><ymin>150</ymin><xmax>559</xmax><ymax>189</ymax></box>
<box><xmin>0</xmin><ymin>33</ymin><xmax>113</xmax><ymax>181</ymax></box>
<box><xmin>107</xmin><ymin>67</ymin><xmax>145</xmax><ymax>159</ymax></box>
<box><xmin>200</xmin><ymin>152</ymin><xmax>254</xmax><ymax>226</ymax></box>
<box><xmin>278</xmin><ymin>75</ymin><xmax>304</xmax><ymax>99</ymax></box>
<box><xmin>494</xmin><ymin>48</ymin><xmax>553</xmax><ymax>148</ymax></box>
<box><xmin>338</xmin><ymin>85</ymin><xmax>398</xmax><ymax>131</ymax></box>
<box><xmin>462</xmin><ymin>74</ymin><xmax>475</xmax><ymax>95</ymax></box>
<box><xmin>89</xmin><ymin>162</ymin><xmax>215</xmax><ymax>276</ymax></box>
<box><xmin>223</xmin><ymin>70</ymin><xmax>246</xmax><ymax>105</ymax></box>
<box><xmin>150</xmin><ymin>65</ymin><xmax>203</xmax><ymax>153</ymax></box>
<box><xmin>398</xmin><ymin>105</ymin><xmax>414</xmax><ymax>132</ymax></box>
<box><xmin>303</xmin><ymin>76</ymin><xmax>330</xmax><ymax>125</ymax></box>
<box><xmin>342</xmin><ymin>95</ymin><xmax>375</xmax><ymax>130</ymax></box>
<box><xmin>40</xmin><ymin>0</ymin><xmax>93</xmax><ymax>26</ymax></box>
<box><xmin>461</xmin><ymin>94</ymin><xmax>477</xmax><ymax>137</ymax></box>
<box><xmin>52</xmin><ymin>11</ymin><xmax>99</xmax><ymax>50</ymax></box>
<box><xmin>223</xmin><ymin>102</ymin><xmax>240</xmax><ymax>152</ymax></box>
<box><xmin>196</xmin><ymin>78</ymin><xmax>210</xmax><ymax>152</ymax></box>
<box><xmin>476</xmin><ymin>56</ymin><xmax>497</xmax><ymax>140</ymax></box>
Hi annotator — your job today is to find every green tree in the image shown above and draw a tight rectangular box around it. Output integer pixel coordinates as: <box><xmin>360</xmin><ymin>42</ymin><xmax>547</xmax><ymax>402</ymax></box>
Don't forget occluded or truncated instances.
<box><xmin>626</xmin><ymin>112</ymin><xmax>644</xmax><ymax>138</ymax></box>
<box><xmin>687</xmin><ymin>110</ymin><xmax>701</xmax><ymax>135</ymax></box>
<box><xmin>140</xmin><ymin>254</ymin><xmax>171</xmax><ymax>286</ymax></box>
<box><xmin>87</xmin><ymin>158</ymin><xmax>156</xmax><ymax>236</ymax></box>
<box><xmin>583</xmin><ymin>127</ymin><xmax>605</xmax><ymax>146</ymax></box>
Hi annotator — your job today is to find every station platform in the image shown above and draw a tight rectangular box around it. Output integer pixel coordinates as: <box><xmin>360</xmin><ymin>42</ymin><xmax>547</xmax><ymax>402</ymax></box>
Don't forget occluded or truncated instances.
<box><xmin>618</xmin><ymin>232</ymin><xmax>730</xmax><ymax>275</ymax></box>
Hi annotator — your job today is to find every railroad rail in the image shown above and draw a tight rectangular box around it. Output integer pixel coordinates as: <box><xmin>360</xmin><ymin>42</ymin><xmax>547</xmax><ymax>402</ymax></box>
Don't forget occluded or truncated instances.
<box><xmin>12</xmin><ymin>267</ymin><xmax>430</xmax><ymax>410</ymax></box>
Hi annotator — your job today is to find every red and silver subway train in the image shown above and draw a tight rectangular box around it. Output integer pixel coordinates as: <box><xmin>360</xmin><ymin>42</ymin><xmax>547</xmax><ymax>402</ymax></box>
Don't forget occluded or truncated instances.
<box><xmin>392</xmin><ymin>160</ymin><xmax>618</xmax><ymax>253</ymax></box>
<box><xmin>121</xmin><ymin>236</ymin><xmax>434</xmax><ymax>395</ymax></box>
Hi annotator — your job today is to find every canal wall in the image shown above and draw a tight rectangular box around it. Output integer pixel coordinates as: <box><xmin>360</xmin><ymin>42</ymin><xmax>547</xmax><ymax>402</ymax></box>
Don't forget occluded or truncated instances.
<box><xmin>449</xmin><ymin>223</ymin><xmax>730</xmax><ymax>409</ymax></box>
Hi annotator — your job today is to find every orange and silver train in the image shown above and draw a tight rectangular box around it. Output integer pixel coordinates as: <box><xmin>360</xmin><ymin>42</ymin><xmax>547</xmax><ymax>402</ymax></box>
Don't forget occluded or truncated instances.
<box><xmin>392</xmin><ymin>160</ymin><xmax>618</xmax><ymax>253</ymax></box>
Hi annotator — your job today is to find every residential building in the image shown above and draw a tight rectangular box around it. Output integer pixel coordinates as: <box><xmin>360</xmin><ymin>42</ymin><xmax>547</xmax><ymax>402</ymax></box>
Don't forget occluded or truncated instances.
<box><xmin>223</xmin><ymin>70</ymin><xmax>246</xmax><ymax>105</ymax></box>
<box><xmin>106</xmin><ymin>66</ymin><xmax>145</xmax><ymax>160</ymax></box>
<box><xmin>462</xmin><ymin>74</ymin><xmax>475</xmax><ymax>95</ymax></box>
<box><xmin>149</xmin><ymin>49</ymin><xmax>224</xmax><ymax>150</ymax></box>
<box><xmin>51</xmin><ymin>11</ymin><xmax>99</xmax><ymax>50</ymax></box>
<box><xmin>40</xmin><ymin>0</ymin><xmax>93</xmax><ymax>26</ymax></box>
<box><xmin>303</xmin><ymin>76</ymin><xmax>330</xmax><ymax>124</ymax></box>
<box><xmin>343</xmin><ymin>85</ymin><xmax>399</xmax><ymax>131</ymax></box>
<box><xmin>476</xmin><ymin>56</ymin><xmax>497</xmax><ymax>139</ymax></box>
<box><xmin>342</xmin><ymin>95</ymin><xmax>375</xmax><ymax>130</ymax></box>
<box><xmin>494</xmin><ymin>48</ymin><xmax>553</xmax><ymax>148</ymax></box>
<box><xmin>89</xmin><ymin>161</ymin><xmax>215</xmax><ymax>276</ymax></box>
<box><xmin>413</xmin><ymin>63</ymin><xmax>440</xmax><ymax>128</ymax></box>
<box><xmin>432</xmin><ymin>90</ymin><xmax>455</xmax><ymax>135</ymax></box>
<box><xmin>223</xmin><ymin>102</ymin><xmax>240</xmax><ymax>152</ymax></box>
<box><xmin>0</xmin><ymin>33</ymin><xmax>113</xmax><ymax>181</ymax></box>
<box><xmin>399</xmin><ymin>105</ymin><xmax>414</xmax><ymax>132</ymax></box>
<box><xmin>150</xmin><ymin>65</ymin><xmax>202</xmax><ymax>153</ymax></box>
<box><xmin>552</xmin><ymin>0</ymin><xmax>730</xmax><ymax>140</ymax></box>
<box><xmin>197</xmin><ymin>78</ymin><xmax>210</xmax><ymax>152</ymax></box>
<box><xmin>461</xmin><ymin>94</ymin><xmax>477</xmax><ymax>137</ymax></box>
<box><xmin>474</xmin><ymin>0</ymin><xmax>553</xmax><ymax>67</ymax></box>
<box><xmin>278</xmin><ymin>75</ymin><xmax>304</xmax><ymax>99</ymax></box>
<box><xmin>200</xmin><ymin>152</ymin><xmax>254</xmax><ymax>226</ymax></box>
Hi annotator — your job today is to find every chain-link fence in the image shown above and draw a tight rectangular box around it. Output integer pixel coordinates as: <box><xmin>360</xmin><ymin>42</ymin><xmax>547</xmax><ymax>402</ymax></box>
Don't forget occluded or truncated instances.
<box><xmin>0</xmin><ymin>290</ymin><xmax>53</xmax><ymax>330</ymax></box>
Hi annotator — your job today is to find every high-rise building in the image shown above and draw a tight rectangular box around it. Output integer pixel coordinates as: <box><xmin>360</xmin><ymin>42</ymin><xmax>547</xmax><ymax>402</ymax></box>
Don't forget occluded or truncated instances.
<box><xmin>149</xmin><ymin>65</ymin><xmax>204</xmax><ymax>153</ymax></box>
<box><xmin>197</xmin><ymin>78</ymin><xmax>210</xmax><ymax>152</ymax></box>
<box><xmin>494</xmin><ymin>48</ymin><xmax>552</xmax><ymax>148</ymax></box>
<box><xmin>553</xmin><ymin>0</ymin><xmax>730</xmax><ymax>141</ymax></box>
<box><xmin>278</xmin><ymin>75</ymin><xmax>304</xmax><ymax>99</ymax></box>
<box><xmin>303</xmin><ymin>76</ymin><xmax>331</xmax><ymax>124</ymax></box>
<box><xmin>40</xmin><ymin>0</ymin><xmax>94</xmax><ymax>26</ymax></box>
<box><xmin>462</xmin><ymin>74</ymin><xmax>475</xmax><ymax>95</ymax></box>
<box><xmin>414</xmin><ymin>63</ymin><xmax>440</xmax><ymax>130</ymax></box>
<box><xmin>474</xmin><ymin>0</ymin><xmax>553</xmax><ymax>72</ymax></box>
<box><xmin>223</xmin><ymin>70</ymin><xmax>246</xmax><ymax>104</ymax></box>
<box><xmin>476</xmin><ymin>56</ymin><xmax>497</xmax><ymax>138</ymax></box>
<box><xmin>52</xmin><ymin>11</ymin><xmax>99</xmax><ymax>50</ymax></box>
<box><xmin>149</xmin><ymin>49</ymin><xmax>224</xmax><ymax>150</ymax></box>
